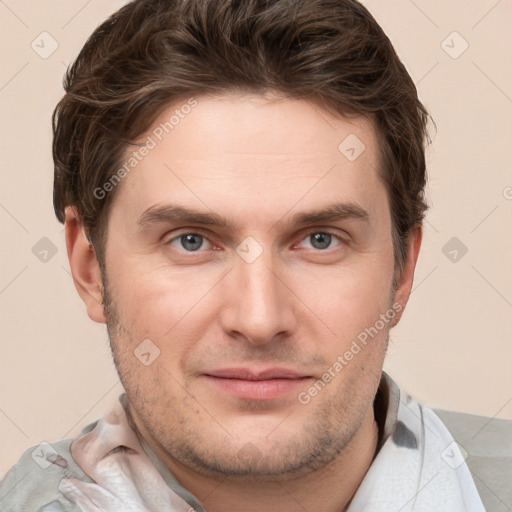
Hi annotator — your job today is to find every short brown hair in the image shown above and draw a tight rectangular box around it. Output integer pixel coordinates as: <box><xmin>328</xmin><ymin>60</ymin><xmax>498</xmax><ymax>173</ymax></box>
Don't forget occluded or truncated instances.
<box><xmin>53</xmin><ymin>0</ymin><xmax>430</xmax><ymax>277</ymax></box>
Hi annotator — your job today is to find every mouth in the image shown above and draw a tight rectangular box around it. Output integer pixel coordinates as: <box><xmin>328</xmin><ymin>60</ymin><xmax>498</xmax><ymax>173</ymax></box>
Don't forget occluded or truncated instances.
<box><xmin>203</xmin><ymin>368</ymin><xmax>313</xmax><ymax>400</ymax></box>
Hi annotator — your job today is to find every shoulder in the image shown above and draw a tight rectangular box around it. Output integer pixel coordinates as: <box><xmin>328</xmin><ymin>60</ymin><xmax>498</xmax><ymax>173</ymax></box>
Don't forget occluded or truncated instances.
<box><xmin>434</xmin><ymin>408</ymin><xmax>512</xmax><ymax>512</ymax></box>
<box><xmin>0</xmin><ymin>423</ymin><xmax>97</xmax><ymax>512</ymax></box>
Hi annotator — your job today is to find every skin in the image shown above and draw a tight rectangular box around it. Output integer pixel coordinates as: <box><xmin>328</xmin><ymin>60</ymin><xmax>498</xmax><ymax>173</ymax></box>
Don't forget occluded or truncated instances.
<box><xmin>65</xmin><ymin>92</ymin><xmax>422</xmax><ymax>512</ymax></box>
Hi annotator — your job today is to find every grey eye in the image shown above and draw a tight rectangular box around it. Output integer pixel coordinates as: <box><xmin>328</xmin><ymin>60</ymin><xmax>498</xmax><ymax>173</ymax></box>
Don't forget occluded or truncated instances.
<box><xmin>309</xmin><ymin>233</ymin><xmax>332</xmax><ymax>250</ymax></box>
<box><xmin>178</xmin><ymin>233</ymin><xmax>204</xmax><ymax>251</ymax></box>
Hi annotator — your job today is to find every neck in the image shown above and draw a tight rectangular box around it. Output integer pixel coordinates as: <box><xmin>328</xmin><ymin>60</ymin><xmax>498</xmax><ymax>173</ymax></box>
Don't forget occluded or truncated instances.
<box><xmin>130</xmin><ymin>404</ymin><xmax>379</xmax><ymax>512</ymax></box>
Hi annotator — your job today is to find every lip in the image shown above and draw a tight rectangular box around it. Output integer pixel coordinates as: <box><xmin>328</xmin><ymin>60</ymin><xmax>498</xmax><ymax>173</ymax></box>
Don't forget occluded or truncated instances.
<box><xmin>203</xmin><ymin>368</ymin><xmax>312</xmax><ymax>400</ymax></box>
<box><xmin>206</xmin><ymin>367</ymin><xmax>307</xmax><ymax>380</ymax></box>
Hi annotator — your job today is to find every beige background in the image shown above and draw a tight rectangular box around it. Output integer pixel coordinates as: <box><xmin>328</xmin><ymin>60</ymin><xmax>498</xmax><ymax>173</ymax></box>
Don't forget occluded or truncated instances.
<box><xmin>1</xmin><ymin>0</ymin><xmax>511</xmax><ymax>479</ymax></box>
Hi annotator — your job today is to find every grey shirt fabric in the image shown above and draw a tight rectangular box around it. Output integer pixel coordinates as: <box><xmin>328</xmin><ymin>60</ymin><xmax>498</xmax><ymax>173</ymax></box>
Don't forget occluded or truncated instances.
<box><xmin>0</xmin><ymin>372</ymin><xmax>510</xmax><ymax>511</ymax></box>
<box><xmin>434</xmin><ymin>409</ymin><xmax>512</xmax><ymax>512</ymax></box>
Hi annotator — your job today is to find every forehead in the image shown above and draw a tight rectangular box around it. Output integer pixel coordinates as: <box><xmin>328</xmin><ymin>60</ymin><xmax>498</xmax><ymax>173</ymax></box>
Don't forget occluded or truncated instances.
<box><xmin>110</xmin><ymin>92</ymin><xmax>386</xmax><ymax>229</ymax></box>
<box><xmin>142</xmin><ymin>92</ymin><xmax>378</xmax><ymax>162</ymax></box>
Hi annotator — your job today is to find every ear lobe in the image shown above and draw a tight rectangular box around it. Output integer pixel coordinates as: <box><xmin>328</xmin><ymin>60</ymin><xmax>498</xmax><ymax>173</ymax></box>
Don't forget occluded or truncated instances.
<box><xmin>64</xmin><ymin>207</ymin><xmax>106</xmax><ymax>324</ymax></box>
<box><xmin>390</xmin><ymin>224</ymin><xmax>422</xmax><ymax>327</ymax></box>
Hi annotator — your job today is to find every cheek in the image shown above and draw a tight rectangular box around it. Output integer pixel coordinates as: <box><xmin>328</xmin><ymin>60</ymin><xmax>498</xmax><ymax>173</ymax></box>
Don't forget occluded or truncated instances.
<box><xmin>106</xmin><ymin>257</ymin><xmax>220</xmax><ymax>358</ymax></box>
<box><xmin>293</xmin><ymin>254</ymin><xmax>394</xmax><ymax>337</ymax></box>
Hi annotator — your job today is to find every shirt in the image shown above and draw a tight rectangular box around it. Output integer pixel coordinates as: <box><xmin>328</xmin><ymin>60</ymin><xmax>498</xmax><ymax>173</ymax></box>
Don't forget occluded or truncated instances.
<box><xmin>0</xmin><ymin>373</ymin><xmax>491</xmax><ymax>511</ymax></box>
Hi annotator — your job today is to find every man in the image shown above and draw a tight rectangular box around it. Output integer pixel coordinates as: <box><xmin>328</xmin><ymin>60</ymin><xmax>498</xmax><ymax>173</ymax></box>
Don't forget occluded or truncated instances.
<box><xmin>0</xmin><ymin>0</ymin><xmax>509</xmax><ymax>510</ymax></box>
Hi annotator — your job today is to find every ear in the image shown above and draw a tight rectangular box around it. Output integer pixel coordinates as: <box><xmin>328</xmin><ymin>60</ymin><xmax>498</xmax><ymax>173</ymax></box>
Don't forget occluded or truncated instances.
<box><xmin>389</xmin><ymin>224</ymin><xmax>422</xmax><ymax>327</ymax></box>
<box><xmin>64</xmin><ymin>207</ymin><xmax>106</xmax><ymax>324</ymax></box>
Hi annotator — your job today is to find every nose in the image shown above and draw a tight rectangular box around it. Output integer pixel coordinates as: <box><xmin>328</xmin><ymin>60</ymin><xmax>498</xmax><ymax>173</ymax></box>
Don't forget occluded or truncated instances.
<box><xmin>219</xmin><ymin>248</ymin><xmax>297</xmax><ymax>346</ymax></box>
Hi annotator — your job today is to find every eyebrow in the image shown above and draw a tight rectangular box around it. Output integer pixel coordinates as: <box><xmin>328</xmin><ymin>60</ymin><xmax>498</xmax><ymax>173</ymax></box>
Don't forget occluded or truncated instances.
<box><xmin>136</xmin><ymin>201</ymin><xmax>370</xmax><ymax>232</ymax></box>
<box><xmin>287</xmin><ymin>202</ymin><xmax>370</xmax><ymax>228</ymax></box>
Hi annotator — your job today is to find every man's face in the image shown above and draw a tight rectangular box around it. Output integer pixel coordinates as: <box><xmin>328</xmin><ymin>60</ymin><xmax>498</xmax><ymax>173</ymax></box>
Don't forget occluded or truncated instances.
<box><xmin>98</xmin><ymin>93</ymin><xmax>399</xmax><ymax>478</ymax></box>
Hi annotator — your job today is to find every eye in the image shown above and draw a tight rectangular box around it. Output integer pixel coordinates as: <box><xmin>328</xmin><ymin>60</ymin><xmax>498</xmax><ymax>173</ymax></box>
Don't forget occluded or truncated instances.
<box><xmin>296</xmin><ymin>232</ymin><xmax>342</xmax><ymax>250</ymax></box>
<box><xmin>168</xmin><ymin>233</ymin><xmax>212</xmax><ymax>252</ymax></box>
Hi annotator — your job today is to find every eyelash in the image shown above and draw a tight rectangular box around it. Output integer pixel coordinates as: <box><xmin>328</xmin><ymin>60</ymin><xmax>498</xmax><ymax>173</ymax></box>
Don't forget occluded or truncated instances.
<box><xmin>164</xmin><ymin>228</ymin><xmax>347</xmax><ymax>253</ymax></box>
